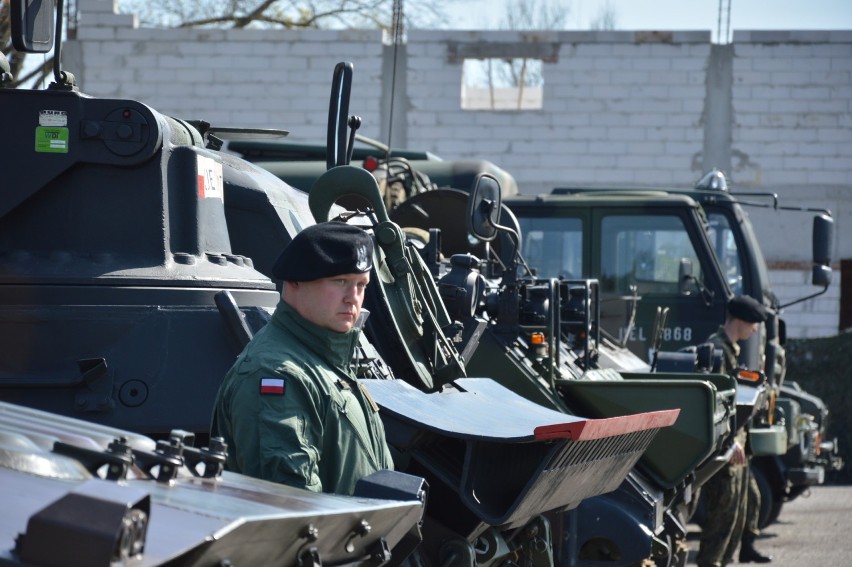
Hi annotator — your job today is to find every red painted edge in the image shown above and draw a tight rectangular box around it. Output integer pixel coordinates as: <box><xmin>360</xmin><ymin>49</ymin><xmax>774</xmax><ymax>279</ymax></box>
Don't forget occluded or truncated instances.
<box><xmin>533</xmin><ymin>409</ymin><xmax>681</xmax><ymax>441</ymax></box>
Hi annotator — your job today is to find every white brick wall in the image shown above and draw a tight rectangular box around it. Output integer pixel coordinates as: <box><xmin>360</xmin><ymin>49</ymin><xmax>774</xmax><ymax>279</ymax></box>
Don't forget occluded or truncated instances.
<box><xmin>63</xmin><ymin>1</ymin><xmax>851</xmax><ymax>337</ymax></box>
<box><xmin>731</xmin><ymin>34</ymin><xmax>852</xmax><ymax>189</ymax></box>
<box><xmin>769</xmin><ymin>268</ymin><xmax>842</xmax><ymax>338</ymax></box>
<box><xmin>400</xmin><ymin>30</ymin><xmax>711</xmax><ymax>191</ymax></box>
<box><xmin>72</xmin><ymin>0</ymin><xmax>386</xmax><ymax>140</ymax></box>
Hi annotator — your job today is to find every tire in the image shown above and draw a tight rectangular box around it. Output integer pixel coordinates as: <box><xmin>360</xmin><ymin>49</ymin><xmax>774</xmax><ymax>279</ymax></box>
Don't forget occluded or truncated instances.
<box><xmin>752</xmin><ymin>464</ymin><xmax>784</xmax><ymax>529</ymax></box>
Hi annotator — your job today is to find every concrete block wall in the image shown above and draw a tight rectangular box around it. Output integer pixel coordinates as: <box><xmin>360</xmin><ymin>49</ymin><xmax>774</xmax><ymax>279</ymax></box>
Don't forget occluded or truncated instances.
<box><xmin>768</xmin><ymin>268</ymin><xmax>841</xmax><ymax>338</ymax></box>
<box><xmin>731</xmin><ymin>31</ymin><xmax>852</xmax><ymax>189</ymax></box>
<box><xmin>64</xmin><ymin>0</ymin><xmax>850</xmax><ymax>337</ymax></box>
<box><xmin>405</xmin><ymin>30</ymin><xmax>711</xmax><ymax>190</ymax></box>
<box><xmin>70</xmin><ymin>0</ymin><xmax>387</xmax><ymax>140</ymax></box>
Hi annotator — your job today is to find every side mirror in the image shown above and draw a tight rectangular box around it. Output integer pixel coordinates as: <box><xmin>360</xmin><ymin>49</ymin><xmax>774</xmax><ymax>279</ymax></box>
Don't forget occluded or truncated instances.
<box><xmin>326</xmin><ymin>62</ymin><xmax>354</xmax><ymax>170</ymax></box>
<box><xmin>812</xmin><ymin>264</ymin><xmax>832</xmax><ymax>288</ymax></box>
<box><xmin>467</xmin><ymin>173</ymin><xmax>502</xmax><ymax>242</ymax></box>
<box><xmin>812</xmin><ymin>213</ymin><xmax>833</xmax><ymax>266</ymax></box>
<box><xmin>11</xmin><ymin>0</ymin><xmax>56</xmax><ymax>53</ymax></box>
<box><xmin>812</xmin><ymin>214</ymin><xmax>833</xmax><ymax>287</ymax></box>
<box><xmin>678</xmin><ymin>257</ymin><xmax>694</xmax><ymax>295</ymax></box>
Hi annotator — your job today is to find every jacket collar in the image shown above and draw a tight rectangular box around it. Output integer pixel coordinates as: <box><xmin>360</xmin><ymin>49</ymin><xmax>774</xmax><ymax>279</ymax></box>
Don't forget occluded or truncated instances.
<box><xmin>272</xmin><ymin>301</ymin><xmax>361</xmax><ymax>369</ymax></box>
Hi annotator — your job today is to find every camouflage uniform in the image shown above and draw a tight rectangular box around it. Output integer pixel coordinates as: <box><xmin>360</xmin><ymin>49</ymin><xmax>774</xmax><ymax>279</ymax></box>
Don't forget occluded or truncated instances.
<box><xmin>696</xmin><ymin>450</ymin><xmax>749</xmax><ymax>566</ymax></box>
<box><xmin>709</xmin><ymin>325</ymin><xmax>738</xmax><ymax>376</ymax></box>
<box><xmin>695</xmin><ymin>327</ymin><xmax>750</xmax><ymax>567</ymax></box>
<box><xmin>213</xmin><ymin>301</ymin><xmax>394</xmax><ymax>495</ymax></box>
<box><xmin>744</xmin><ymin>472</ymin><xmax>762</xmax><ymax>541</ymax></box>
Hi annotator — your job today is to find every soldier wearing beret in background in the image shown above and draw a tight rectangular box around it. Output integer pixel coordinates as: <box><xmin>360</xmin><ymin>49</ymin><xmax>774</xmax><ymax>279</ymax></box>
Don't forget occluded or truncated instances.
<box><xmin>696</xmin><ymin>295</ymin><xmax>772</xmax><ymax>566</ymax></box>
<box><xmin>212</xmin><ymin>221</ymin><xmax>394</xmax><ymax>495</ymax></box>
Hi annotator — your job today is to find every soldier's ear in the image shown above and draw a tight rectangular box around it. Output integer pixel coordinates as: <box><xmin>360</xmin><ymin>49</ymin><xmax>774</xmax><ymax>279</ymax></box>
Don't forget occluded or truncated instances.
<box><xmin>281</xmin><ymin>281</ymin><xmax>298</xmax><ymax>298</ymax></box>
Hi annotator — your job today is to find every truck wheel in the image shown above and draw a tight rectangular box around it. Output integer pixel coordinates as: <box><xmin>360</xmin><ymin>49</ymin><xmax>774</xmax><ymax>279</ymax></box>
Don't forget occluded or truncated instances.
<box><xmin>752</xmin><ymin>465</ymin><xmax>784</xmax><ymax>529</ymax></box>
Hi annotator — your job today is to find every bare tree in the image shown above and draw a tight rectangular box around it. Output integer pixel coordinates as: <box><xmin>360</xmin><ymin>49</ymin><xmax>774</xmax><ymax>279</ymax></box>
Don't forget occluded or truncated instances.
<box><xmin>481</xmin><ymin>0</ymin><xmax>570</xmax><ymax>109</ymax></box>
<box><xmin>590</xmin><ymin>0</ymin><xmax>617</xmax><ymax>31</ymax></box>
<box><xmin>2</xmin><ymin>0</ymin><xmax>456</xmax><ymax>88</ymax></box>
<box><xmin>502</xmin><ymin>0</ymin><xmax>570</xmax><ymax>32</ymax></box>
<box><xmin>119</xmin><ymin>0</ymin><xmax>449</xmax><ymax>31</ymax></box>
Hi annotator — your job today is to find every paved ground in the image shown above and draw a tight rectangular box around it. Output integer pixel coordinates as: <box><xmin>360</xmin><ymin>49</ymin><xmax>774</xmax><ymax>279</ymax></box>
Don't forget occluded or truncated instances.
<box><xmin>684</xmin><ymin>485</ymin><xmax>852</xmax><ymax>566</ymax></box>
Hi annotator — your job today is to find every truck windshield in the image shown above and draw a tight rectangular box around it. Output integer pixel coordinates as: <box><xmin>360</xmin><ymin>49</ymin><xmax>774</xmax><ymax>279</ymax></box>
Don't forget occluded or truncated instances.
<box><xmin>518</xmin><ymin>217</ymin><xmax>583</xmax><ymax>279</ymax></box>
<box><xmin>600</xmin><ymin>215</ymin><xmax>703</xmax><ymax>295</ymax></box>
<box><xmin>706</xmin><ymin>212</ymin><xmax>744</xmax><ymax>295</ymax></box>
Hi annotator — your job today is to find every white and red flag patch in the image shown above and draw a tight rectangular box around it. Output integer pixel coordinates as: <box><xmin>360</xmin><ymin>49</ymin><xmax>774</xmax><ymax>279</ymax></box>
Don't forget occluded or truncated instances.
<box><xmin>260</xmin><ymin>377</ymin><xmax>286</xmax><ymax>395</ymax></box>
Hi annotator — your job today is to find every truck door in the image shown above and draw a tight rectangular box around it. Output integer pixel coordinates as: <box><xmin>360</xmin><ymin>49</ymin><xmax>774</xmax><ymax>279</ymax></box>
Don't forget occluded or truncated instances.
<box><xmin>591</xmin><ymin>209</ymin><xmax>729</xmax><ymax>361</ymax></box>
<box><xmin>704</xmin><ymin>207</ymin><xmax>768</xmax><ymax>373</ymax></box>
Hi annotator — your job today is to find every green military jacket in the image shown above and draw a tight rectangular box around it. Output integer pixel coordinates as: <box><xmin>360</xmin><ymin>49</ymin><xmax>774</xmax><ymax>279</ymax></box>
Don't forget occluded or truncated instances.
<box><xmin>708</xmin><ymin>325</ymin><xmax>750</xmax><ymax>445</ymax></box>
<box><xmin>212</xmin><ymin>301</ymin><xmax>394</xmax><ymax>495</ymax></box>
<box><xmin>707</xmin><ymin>325</ymin><xmax>739</xmax><ymax>376</ymax></box>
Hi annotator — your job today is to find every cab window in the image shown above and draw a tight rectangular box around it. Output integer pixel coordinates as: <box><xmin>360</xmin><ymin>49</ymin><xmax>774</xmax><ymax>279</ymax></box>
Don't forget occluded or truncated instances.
<box><xmin>707</xmin><ymin>212</ymin><xmax>744</xmax><ymax>295</ymax></box>
<box><xmin>600</xmin><ymin>215</ymin><xmax>702</xmax><ymax>294</ymax></box>
<box><xmin>517</xmin><ymin>217</ymin><xmax>583</xmax><ymax>279</ymax></box>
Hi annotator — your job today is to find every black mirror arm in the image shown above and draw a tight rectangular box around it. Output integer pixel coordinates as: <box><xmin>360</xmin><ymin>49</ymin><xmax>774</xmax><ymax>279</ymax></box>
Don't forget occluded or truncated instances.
<box><xmin>345</xmin><ymin>115</ymin><xmax>361</xmax><ymax>165</ymax></box>
<box><xmin>778</xmin><ymin>284</ymin><xmax>829</xmax><ymax>310</ymax></box>
<box><xmin>495</xmin><ymin>214</ymin><xmax>535</xmax><ymax>279</ymax></box>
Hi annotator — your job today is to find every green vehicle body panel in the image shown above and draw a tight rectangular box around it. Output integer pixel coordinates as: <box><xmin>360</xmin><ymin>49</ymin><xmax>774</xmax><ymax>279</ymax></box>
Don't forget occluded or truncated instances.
<box><xmin>557</xmin><ymin>371</ymin><xmax>736</xmax><ymax>489</ymax></box>
<box><xmin>466</xmin><ymin>325</ymin><xmax>735</xmax><ymax>490</ymax></box>
<box><xmin>465</xmin><ymin>330</ymin><xmax>571</xmax><ymax>413</ymax></box>
<box><xmin>228</xmin><ymin>139</ymin><xmax>520</xmax><ymax>196</ymax></box>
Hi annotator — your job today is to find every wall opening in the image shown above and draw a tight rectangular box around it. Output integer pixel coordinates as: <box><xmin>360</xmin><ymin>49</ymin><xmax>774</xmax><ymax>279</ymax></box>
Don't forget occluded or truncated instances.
<box><xmin>461</xmin><ymin>58</ymin><xmax>543</xmax><ymax>111</ymax></box>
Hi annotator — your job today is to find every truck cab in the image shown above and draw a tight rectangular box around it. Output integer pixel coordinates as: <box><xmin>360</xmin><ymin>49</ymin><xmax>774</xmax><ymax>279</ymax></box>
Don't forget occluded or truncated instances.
<box><xmin>507</xmin><ymin>191</ymin><xmax>733</xmax><ymax>360</ymax></box>
<box><xmin>506</xmin><ymin>179</ymin><xmax>840</xmax><ymax>528</ymax></box>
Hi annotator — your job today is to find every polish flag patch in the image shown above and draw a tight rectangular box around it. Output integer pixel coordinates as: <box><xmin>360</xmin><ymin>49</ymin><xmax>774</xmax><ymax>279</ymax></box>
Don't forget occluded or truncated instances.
<box><xmin>260</xmin><ymin>377</ymin><xmax>286</xmax><ymax>395</ymax></box>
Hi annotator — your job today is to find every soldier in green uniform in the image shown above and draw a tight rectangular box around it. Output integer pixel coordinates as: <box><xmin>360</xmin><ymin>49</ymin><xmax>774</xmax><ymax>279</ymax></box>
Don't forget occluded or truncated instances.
<box><xmin>212</xmin><ymin>221</ymin><xmax>394</xmax><ymax>495</ymax></box>
<box><xmin>696</xmin><ymin>295</ymin><xmax>771</xmax><ymax>566</ymax></box>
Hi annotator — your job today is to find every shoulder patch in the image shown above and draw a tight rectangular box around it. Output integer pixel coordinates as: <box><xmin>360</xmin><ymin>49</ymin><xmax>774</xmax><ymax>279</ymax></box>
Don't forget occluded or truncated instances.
<box><xmin>260</xmin><ymin>376</ymin><xmax>286</xmax><ymax>395</ymax></box>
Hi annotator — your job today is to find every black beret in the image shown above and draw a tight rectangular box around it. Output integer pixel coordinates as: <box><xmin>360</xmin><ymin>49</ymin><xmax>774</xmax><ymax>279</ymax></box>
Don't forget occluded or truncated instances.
<box><xmin>727</xmin><ymin>295</ymin><xmax>767</xmax><ymax>323</ymax></box>
<box><xmin>273</xmin><ymin>221</ymin><xmax>373</xmax><ymax>282</ymax></box>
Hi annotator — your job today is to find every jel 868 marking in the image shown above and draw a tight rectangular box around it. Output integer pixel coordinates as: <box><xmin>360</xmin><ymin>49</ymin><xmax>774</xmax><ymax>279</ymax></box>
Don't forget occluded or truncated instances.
<box><xmin>661</xmin><ymin>326</ymin><xmax>692</xmax><ymax>342</ymax></box>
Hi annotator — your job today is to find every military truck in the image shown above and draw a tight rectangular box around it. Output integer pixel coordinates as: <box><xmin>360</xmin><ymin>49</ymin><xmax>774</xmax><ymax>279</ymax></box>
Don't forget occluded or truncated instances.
<box><xmin>504</xmin><ymin>174</ymin><xmax>842</xmax><ymax>527</ymax></box>
<box><xmin>308</xmin><ymin>160</ymin><xmax>679</xmax><ymax>567</ymax></box>
<box><xmin>388</xmin><ymin>183</ymin><xmax>747</xmax><ymax>567</ymax></box>
<box><xmin>1</xmin><ymin>5</ymin><xmax>674</xmax><ymax>566</ymax></box>
<box><xmin>225</xmin><ymin>133</ymin><xmax>519</xmax><ymax>203</ymax></box>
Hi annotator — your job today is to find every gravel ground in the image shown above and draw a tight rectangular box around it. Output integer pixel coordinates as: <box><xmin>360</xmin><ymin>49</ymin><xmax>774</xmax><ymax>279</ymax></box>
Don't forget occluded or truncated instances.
<box><xmin>685</xmin><ymin>485</ymin><xmax>852</xmax><ymax>566</ymax></box>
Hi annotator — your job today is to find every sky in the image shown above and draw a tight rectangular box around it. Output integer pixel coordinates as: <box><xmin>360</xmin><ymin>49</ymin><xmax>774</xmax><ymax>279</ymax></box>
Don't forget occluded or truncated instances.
<box><xmin>444</xmin><ymin>0</ymin><xmax>852</xmax><ymax>35</ymax></box>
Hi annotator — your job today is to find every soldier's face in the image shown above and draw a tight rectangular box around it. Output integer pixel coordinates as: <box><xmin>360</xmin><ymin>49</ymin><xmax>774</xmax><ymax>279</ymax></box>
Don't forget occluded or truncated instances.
<box><xmin>735</xmin><ymin>319</ymin><xmax>759</xmax><ymax>341</ymax></box>
<box><xmin>285</xmin><ymin>272</ymin><xmax>370</xmax><ymax>333</ymax></box>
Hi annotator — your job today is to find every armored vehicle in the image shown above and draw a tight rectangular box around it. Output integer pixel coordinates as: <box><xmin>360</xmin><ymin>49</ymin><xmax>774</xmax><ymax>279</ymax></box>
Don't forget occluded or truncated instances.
<box><xmin>0</xmin><ymin>400</ymin><xmax>426</xmax><ymax>567</ymax></box>
<box><xmin>225</xmin><ymin>134</ymin><xmax>519</xmax><ymax>204</ymax></box>
<box><xmin>1</xmin><ymin>6</ymin><xmax>674</xmax><ymax>566</ymax></box>
<box><xmin>505</xmin><ymin>175</ymin><xmax>842</xmax><ymax>527</ymax></box>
